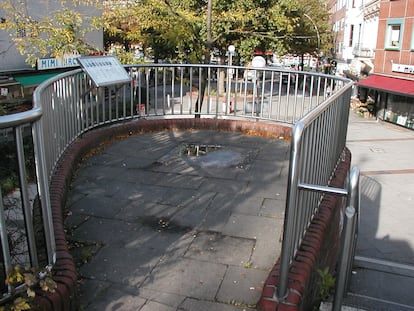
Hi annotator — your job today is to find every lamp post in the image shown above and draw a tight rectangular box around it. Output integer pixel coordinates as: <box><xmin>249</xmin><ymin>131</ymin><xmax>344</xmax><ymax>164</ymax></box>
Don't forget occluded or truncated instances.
<box><xmin>226</xmin><ymin>45</ymin><xmax>235</xmax><ymax>112</ymax></box>
<box><xmin>303</xmin><ymin>13</ymin><xmax>320</xmax><ymax>51</ymax></box>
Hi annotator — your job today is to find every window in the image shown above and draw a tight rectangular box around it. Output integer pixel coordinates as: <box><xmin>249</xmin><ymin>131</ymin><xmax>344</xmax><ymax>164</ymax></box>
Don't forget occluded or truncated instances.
<box><xmin>349</xmin><ymin>25</ymin><xmax>354</xmax><ymax>47</ymax></box>
<box><xmin>385</xmin><ymin>18</ymin><xmax>404</xmax><ymax>50</ymax></box>
<box><xmin>411</xmin><ymin>24</ymin><xmax>414</xmax><ymax>51</ymax></box>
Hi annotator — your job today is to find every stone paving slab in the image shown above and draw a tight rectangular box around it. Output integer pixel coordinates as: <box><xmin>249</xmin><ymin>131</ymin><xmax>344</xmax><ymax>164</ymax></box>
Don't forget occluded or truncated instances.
<box><xmin>65</xmin><ymin>130</ymin><xmax>290</xmax><ymax>310</ymax></box>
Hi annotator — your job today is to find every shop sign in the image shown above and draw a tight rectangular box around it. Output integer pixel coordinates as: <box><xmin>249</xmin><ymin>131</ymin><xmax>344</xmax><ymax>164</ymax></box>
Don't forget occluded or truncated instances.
<box><xmin>392</xmin><ymin>63</ymin><xmax>414</xmax><ymax>75</ymax></box>
<box><xmin>37</xmin><ymin>55</ymin><xmax>81</xmax><ymax>70</ymax></box>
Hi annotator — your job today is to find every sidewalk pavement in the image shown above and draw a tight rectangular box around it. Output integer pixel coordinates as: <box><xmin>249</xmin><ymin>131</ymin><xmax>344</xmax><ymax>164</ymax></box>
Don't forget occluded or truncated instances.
<box><xmin>342</xmin><ymin>112</ymin><xmax>414</xmax><ymax>310</ymax></box>
<box><xmin>64</xmin><ymin>111</ymin><xmax>414</xmax><ymax>311</ymax></box>
<box><xmin>65</xmin><ymin>130</ymin><xmax>290</xmax><ymax>311</ymax></box>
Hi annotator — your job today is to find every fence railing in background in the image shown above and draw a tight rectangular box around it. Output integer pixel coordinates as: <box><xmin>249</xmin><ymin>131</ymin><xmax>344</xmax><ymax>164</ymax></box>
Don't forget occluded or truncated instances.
<box><xmin>0</xmin><ymin>62</ymin><xmax>353</xmax><ymax>304</ymax></box>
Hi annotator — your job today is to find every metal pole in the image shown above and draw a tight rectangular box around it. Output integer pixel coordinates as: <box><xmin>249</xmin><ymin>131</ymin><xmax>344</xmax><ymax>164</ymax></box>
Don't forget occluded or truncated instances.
<box><xmin>333</xmin><ymin>167</ymin><xmax>360</xmax><ymax>310</ymax></box>
<box><xmin>32</xmin><ymin>120</ymin><xmax>56</xmax><ymax>266</ymax></box>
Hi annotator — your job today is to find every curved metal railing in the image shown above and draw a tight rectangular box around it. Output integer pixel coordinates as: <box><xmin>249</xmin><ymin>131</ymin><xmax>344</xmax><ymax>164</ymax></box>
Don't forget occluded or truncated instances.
<box><xmin>0</xmin><ymin>62</ymin><xmax>353</xmax><ymax>304</ymax></box>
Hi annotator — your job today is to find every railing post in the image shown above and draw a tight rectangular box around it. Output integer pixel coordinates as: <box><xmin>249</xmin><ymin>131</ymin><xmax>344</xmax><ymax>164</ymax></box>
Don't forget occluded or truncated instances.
<box><xmin>0</xmin><ymin>188</ymin><xmax>13</xmax><ymax>294</ymax></box>
<box><xmin>15</xmin><ymin>126</ymin><xmax>39</xmax><ymax>268</ymax></box>
<box><xmin>32</xmin><ymin>120</ymin><xmax>56</xmax><ymax>266</ymax></box>
<box><xmin>333</xmin><ymin>166</ymin><xmax>360</xmax><ymax>310</ymax></box>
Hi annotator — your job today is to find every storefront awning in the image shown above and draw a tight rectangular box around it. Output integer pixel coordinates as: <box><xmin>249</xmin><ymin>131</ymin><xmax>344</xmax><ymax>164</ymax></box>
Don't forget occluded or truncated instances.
<box><xmin>358</xmin><ymin>74</ymin><xmax>414</xmax><ymax>96</ymax></box>
<box><xmin>14</xmin><ymin>72</ymin><xmax>60</xmax><ymax>88</ymax></box>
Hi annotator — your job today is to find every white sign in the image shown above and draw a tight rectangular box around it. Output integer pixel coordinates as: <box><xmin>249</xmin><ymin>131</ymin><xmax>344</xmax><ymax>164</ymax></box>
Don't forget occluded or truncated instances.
<box><xmin>77</xmin><ymin>56</ymin><xmax>131</xmax><ymax>87</ymax></box>
<box><xmin>37</xmin><ymin>56</ymin><xmax>80</xmax><ymax>70</ymax></box>
<box><xmin>392</xmin><ymin>63</ymin><xmax>414</xmax><ymax>75</ymax></box>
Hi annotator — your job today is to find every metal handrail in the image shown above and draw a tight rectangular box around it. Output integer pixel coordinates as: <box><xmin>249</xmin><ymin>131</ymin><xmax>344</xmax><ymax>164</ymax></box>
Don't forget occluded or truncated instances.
<box><xmin>1</xmin><ymin>62</ymin><xmax>354</xmax><ymax>304</ymax></box>
<box><xmin>276</xmin><ymin>81</ymin><xmax>354</xmax><ymax>299</ymax></box>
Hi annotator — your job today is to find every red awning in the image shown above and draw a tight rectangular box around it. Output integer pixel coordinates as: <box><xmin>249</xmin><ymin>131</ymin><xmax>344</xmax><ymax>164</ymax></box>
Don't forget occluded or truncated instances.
<box><xmin>358</xmin><ymin>74</ymin><xmax>414</xmax><ymax>96</ymax></box>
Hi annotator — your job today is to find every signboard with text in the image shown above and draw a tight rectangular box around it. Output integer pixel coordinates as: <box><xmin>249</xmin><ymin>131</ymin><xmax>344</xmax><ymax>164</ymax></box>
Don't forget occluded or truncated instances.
<box><xmin>77</xmin><ymin>56</ymin><xmax>131</xmax><ymax>87</ymax></box>
<box><xmin>37</xmin><ymin>55</ymin><xmax>80</xmax><ymax>70</ymax></box>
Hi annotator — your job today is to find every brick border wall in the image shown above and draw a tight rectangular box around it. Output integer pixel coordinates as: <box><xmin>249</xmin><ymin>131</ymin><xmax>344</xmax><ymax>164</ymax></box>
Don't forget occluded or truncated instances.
<box><xmin>33</xmin><ymin>118</ymin><xmax>291</xmax><ymax>310</ymax></box>
<box><xmin>258</xmin><ymin>148</ymin><xmax>351</xmax><ymax>311</ymax></box>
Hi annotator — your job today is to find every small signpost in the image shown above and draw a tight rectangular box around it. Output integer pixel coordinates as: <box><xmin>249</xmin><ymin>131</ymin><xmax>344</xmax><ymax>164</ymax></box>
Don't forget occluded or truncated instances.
<box><xmin>77</xmin><ymin>55</ymin><xmax>131</xmax><ymax>87</ymax></box>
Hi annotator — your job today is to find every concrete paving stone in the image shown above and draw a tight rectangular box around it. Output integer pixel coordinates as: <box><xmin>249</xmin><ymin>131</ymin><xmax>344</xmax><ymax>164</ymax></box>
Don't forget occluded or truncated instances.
<box><xmin>149</xmin><ymin>156</ymin><xmax>199</xmax><ymax>175</ymax></box>
<box><xmin>211</xmin><ymin>193</ymin><xmax>264</xmax><ymax>216</ymax></box>
<box><xmin>80</xmin><ymin>245</ymin><xmax>163</xmax><ymax>287</ymax></box>
<box><xmin>117</xmin><ymin>168</ymin><xmax>164</xmax><ymax>185</ymax></box>
<box><xmin>155</xmin><ymin>173</ymin><xmax>205</xmax><ymax>189</ymax></box>
<box><xmin>81</xmin><ymin>151</ymin><xmax>126</xmax><ymax>167</ymax></box>
<box><xmin>245</xmin><ymin>159</ymin><xmax>285</xmax><ymax>178</ymax></box>
<box><xmin>198</xmin><ymin>203</ymin><xmax>234</xmax><ymax>232</ymax></box>
<box><xmin>250</xmin><ymin>237</ymin><xmax>282</xmax><ymax>270</ymax></box>
<box><xmin>68</xmin><ymin>194</ymin><xmax>127</xmax><ymax>218</ymax></box>
<box><xmin>123</xmin><ymin>222</ymin><xmax>194</xmax><ymax>252</ymax></box>
<box><xmin>80</xmin><ymin>283</ymin><xmax>147</xmax><ymax>311</ymax></box>
<box><xmin>74</xmin><ymin>164</ymin><xmax>127</xmax><ymax>184</ymax></box>
<box><xmin>255</xmin><ymin>141</ymin><xmax>290</xmax><ymax>161</ymax></box>
<box><xmin>243</xmin><ymin>180</ymin><xmax>287</xmax><ymax>201</ymax></box>
<box><xmin>77</xmin><ymin>278</ymin><xmax>112</xmax><ymax>309</ymax></box>
<box><xmin>178</xmin><ymin>297</ymin><xmax>256</xmax><ymax>311</ymax></box>
<box><xmin>120</xmin><ymin>154</ymin><xmax>162</xmax><ymax>169</ymax></box>
<box><xmin>107</xmin><ymin>137</ymin><xmax>178</xmax><ymax>160</ymax></box>
<box><xmin>141</xmin><ymin>257</ymin><xmax>227</xmax><ymax>300</ymax></box>
<box><xmin>71</xmin><ymin>216</ymin><xmax>142</xmax><ymax>246</ymax></box>
<box><xmin>136</xmin><ymin>287</ymin><xmax>186</xmax><ymax>309</ymax></box>
<box><xmin>199</xmin><ymin>177</ymin><xmax>249</xmax><ymax>194</ymax></box>
<box><xmin>260</xmin><ymin>198</ymin><xmax>285</xmax><ymax>218</ymax></box>
<box><xmin>122</xmin><ymin>182</ymin><xmax>171</xmax><ymax>203</ymax></box>
<box><xmin>196</xmin><ymin>166</ymin><xmax>241</xmax><ymax>179</ymax></box>
<box><xmin>168</xmin><ymin>202</ymin><xmax>212</xmax><ymax>231</ymax></box>
<box><xmin>140</xmin><ymin>300</ymin><xmax>177</xmax><ymax>311</ymax></box>
<box><xmin>69</xmin><ymin>177</ymin><xmax>116</xmax><ymax>198</ymax></box>
<box><xmin>184</xmin><ymin>231</ymin><xmax>255</xmax><ymax>266</ymax></box>
<box><xmin>348</xmin><ymin>140</ymin><xmax>414</xmax><ymax>172</ymax></box>
<box><xmin>216</xmin><ymin>265</ymin><xmax>269</xmax><ymax>306</ymax></box>
<box><xmin>222</xmin><ymin>213</ymin><xmax>283</xmax><ymax>240</ymax></box>
<box><xmin>160</xmin><ymin>187</ymin><xmax>211</xmax><ymax>207</ymax></box>
<box><xmin>117</xmin><ymin>200</ymin><xmax>183</xmax><ymax>221</ymax></box>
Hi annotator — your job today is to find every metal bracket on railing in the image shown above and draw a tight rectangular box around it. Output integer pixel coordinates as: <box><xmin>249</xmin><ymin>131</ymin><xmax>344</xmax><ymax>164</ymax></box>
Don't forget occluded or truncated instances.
<box><xmin>275</xmin><ymin>167</ymin><xmax>360</xmax><ymax>306</ymax></box>
<box><xmin>299</xmin><ymin>167</ymin><xmax>360</xmax><ymax>310</ymax></box>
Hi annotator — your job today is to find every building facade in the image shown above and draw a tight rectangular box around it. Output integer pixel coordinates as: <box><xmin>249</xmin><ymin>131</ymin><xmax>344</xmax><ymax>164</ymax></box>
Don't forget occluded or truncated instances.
<box><xmin>0</xmin><ymin>0</ymin><xmax>103</xmax><ymax>112</ymax></box>
<box><xmin>358</xmin><ymin>0</ymin><xmax>414</xmax><ymax>129</ymax></box>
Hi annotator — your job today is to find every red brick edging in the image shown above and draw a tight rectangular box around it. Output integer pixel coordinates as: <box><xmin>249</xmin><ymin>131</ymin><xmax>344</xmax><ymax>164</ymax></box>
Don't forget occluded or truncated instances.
<box><xmin>258</xmin><ymin>148</ymin><xmax>351</xmax><ymax>311</ymax></box>
<box><xmin>33</xmin><ymin>118</ymin><xmax>291</xmax><ymax>310</ymax></box>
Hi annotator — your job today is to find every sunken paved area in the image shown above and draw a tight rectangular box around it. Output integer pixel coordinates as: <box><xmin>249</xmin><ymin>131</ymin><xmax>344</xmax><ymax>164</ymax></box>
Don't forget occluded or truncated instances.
<box><xmin>65</xmin><ymin>129</ymin><xmax>290</xmax><ymax>311</ymax></box>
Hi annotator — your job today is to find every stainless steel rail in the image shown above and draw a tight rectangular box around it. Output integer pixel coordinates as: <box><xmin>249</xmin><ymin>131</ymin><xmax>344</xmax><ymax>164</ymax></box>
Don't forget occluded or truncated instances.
<box><xmin>1</xmin><ymin>62</ymin><xmax>355</xmax><ymax>306</ymax></box>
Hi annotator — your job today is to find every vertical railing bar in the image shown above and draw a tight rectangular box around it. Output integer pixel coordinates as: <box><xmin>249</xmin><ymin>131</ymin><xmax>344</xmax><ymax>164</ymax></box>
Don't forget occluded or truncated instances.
<box><xmin>198</xmin><ymin>67</ymin><xmax>202</xmax><ymax>117</ymax></box>
<box><xmin>14</xmin><ymin>126</ymin><xmax>38</xmax><ymax>268</ymax></box>
<box><xmin>207</xmin><ymin>67</ymin><xmax>212</xmax><ymax>115</ymax></box>
<box><xmin>189</xmin><ymin>67</ymin><xmax>193</xmax><ymax>114</ymax></box>
<box><xmin>171</xmin><ymin>67</ymin><xmax>175</xmax><ymax>115</ymax></box>
<box><xmin>154</xmin><ymin>68</ymin><xmax>158</xmax><ymax>115</ymax></box>
<box><xmin>301</xmin><ymin>74</ymin><xmax>307</xmax><ymax>116</ymax></box>
<box><xmin>278</xmin><ymin>72</ymin><xmax>283</xmax><ymax>120</ymax></box>
<box><xmin>0</xmin><ymin>188</ymin><xmax>13</xmax><ymax>295</ymax></box>
<box><xmin>32</xmin><ymin>120</ymin><xmax>56</xmax><ymax>266</ymax></box>
<box><xmin>333</xmin><ymin>167</ymin><xmax>360</xmax><ymax>311</ymax></box>
<box><xmin>180</xmin><ymin>67</ymin><xmax>184</xmax><ymax>115</ymax></box>
<box><xmin>163</xmin><ymin>68</ymin><xmax>167</xmax><ymax>115</ymax></box>
<box><xmin>276</xmin><ymin>120</ymin><xmax>305</xmax><ymax>300</ymax></box>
